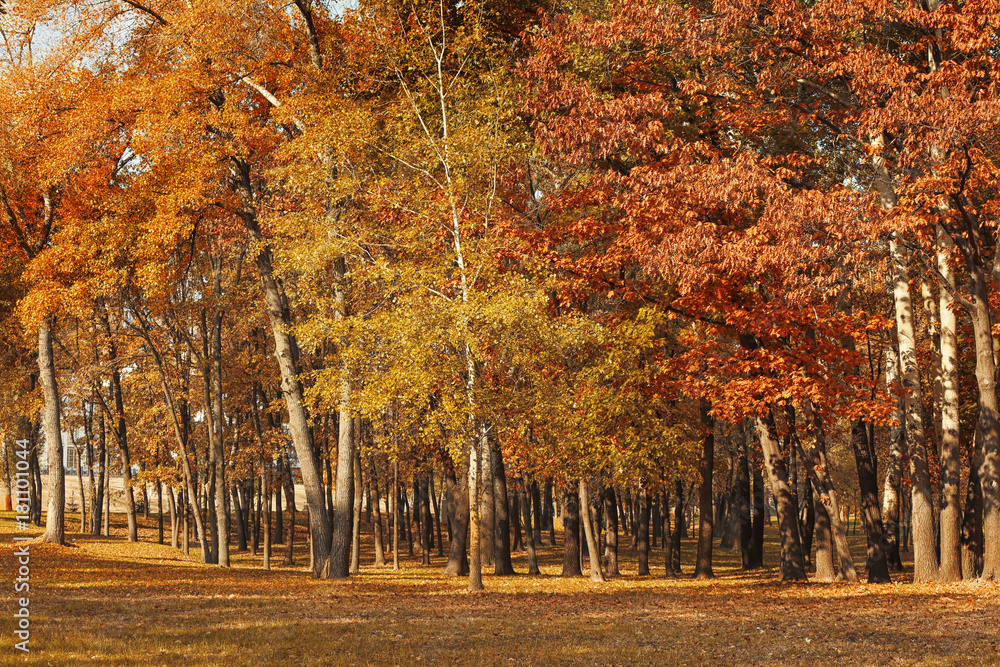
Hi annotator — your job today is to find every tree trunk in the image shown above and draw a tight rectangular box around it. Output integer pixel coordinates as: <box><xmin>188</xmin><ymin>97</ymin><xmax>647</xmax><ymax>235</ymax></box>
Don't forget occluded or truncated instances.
<box><xmin>755</xmin><ymin>413</ymin><xmax>807</xmax><ymax>581</ymax></box>
<box><xmin>890</xmin><ymin>239</ymin><xmax>939</xmax><ymax>582</ymax></box>
<box><xmin>351</xmin><ymin>442</ymin><xmax>363</xmax><ymax>573</ymax></box>
<box><xmin>938</xmin><ymin>240</ymin><xmax>962</xmax><ymax>582</ymax></box>
<box><xmin>801</xmin><ymin>407</ymin><xmax>858</xmax><ymax>582</ymax></box>
<box><xmin>371</xmin><ymin>460</ymin><xmax>386</xmax><ymax>566</ymax></box>
<box><xmin>848</xmin><ymin>417</ymin><xmax>892</xmax><ymax>583</ymax></box>
<box><xmin>962</xmin><ymin>444</ymin><xmax>984</xmax><ymax>578</ymax></box>
<box><xmin>579</xmin><ymin>480</ymin><xmax>605</xmax><ymax>582</ymax></box>
<box><xmin>444</xmin><ymin>458</ymin><xmax>470</xmax><ymax>576</ymax></box>
<box><xmin>491</xmin><ymin>445</ymin><xmax>515</xmax><ymax>575</ymax></box>
<box><xmin>531</xmin><ymin>480</ymin><xmax>543</xmax><ymax>548</ymax></box>
<box><xmin>813</xmin><ymin>488</ymin><xmax>836</xmax><ymax>582</ymax></box>
<box><xmin>672</xmin><ymin>479</ymin><xmax>684</xmax><ymax>574</ymax></box>
<box><xmin>695</xmin><ymin>400</ymin><xmax>715</xmax><ymax>579</ymax></box>
<box><xmin>519</xmin><ymin>476</ymin><xmax>540</xmax><ymax>575</ymax></box>
<box><xmin>603</xmin><ymin>484</ymin><xmax>620</xmax><ymax>576</ymax></box>
<box><xmin>393</xmin><ymin>460</ymin><xmax>401</xmax><ymax>572</ymax></box>
<box><xmin>736</xmin><ymin>435</ymin><xmax>753</xmax><ymax>570</ymax></box>
<box><xmin>429</xmin><ymin>473</ymin><xmax>444</xmax><ymax>557</ymax></box>
<box><xmin>562</xmin><ymin>485</ymin><xmax>582</xmax><ymax>577</ymax></box>
<box><xmin>326</xmin><ymin>399</ymin><xmax>354</xmax><ymax>579</ymax></box>
<box><xmin>544</xmin><ymin>479</ymin><xmax>556</xmax><ymax>546</ymax></box>
<box><xmin>236</xmin><ymin>158</ymin><xmax>330</xmax><ymax>577</ymax></box>
<box><xmin>38</xmin><ymin>320</ymin><xmax>65</xmax><ymax>545</ymax></box>
<box><xmin>883</xmin><ymin>347</ymin><xmax>906</xmax><ymax>571</ymax></box>
<box><xmin>637</xmin><ymin>487</ymin><xmax>651</xmax><ymax>576</ymax></box>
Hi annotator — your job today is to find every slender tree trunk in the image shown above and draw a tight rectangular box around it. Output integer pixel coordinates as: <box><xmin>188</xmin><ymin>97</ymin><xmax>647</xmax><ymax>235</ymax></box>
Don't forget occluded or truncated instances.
<box><xmin>637</xmin><ymin>487</ymin><xmax>651</xmax><ymax>576</ymax></box>
<box><xmin>429</xmin><ymin>473</ymin><xmax>444</xmax><ymax>557</ymax></box>
<box><xmin>262</xmin><ymin>456</ymin><xmax>272</xmax><ymax>571</ymax></box>
<box><xmin>351</xmin><ymin>441</ymin><xmax>363</xmax><ymax>573</ymax></box>
<box><xmin>938</xmin><ymin>240</ymin><xmax>962</xmax><ymax>582</ymax></box>
<box><xmin>157</xmin><ymin>480</ymin><xmax>164</xmax><ymax>545</ymax></box>
<box><xmin>327</xmin><ymin>398</ymin><xmax>354</xmax><ymax>579</ymax></box>
<box><xmin>801</xmin><ymin>408</ymin><xmax>858</xmax><ymax>582</ymax></box>
<box><xmin>282</xmin><ymin>451</ymin><xmax>296</xmax><ymax>566</ymax></box>
<box><xmin>695</xmin><ymin>401</ymin><xmax>715</xmax><ymax>579</ymax></box>
<box><xmin>544</xmin><ymin>479</ymin><xmax>556</xmax><ymax>546</ymax></box>
<box><xmin>890</xmin><ymin>239</ymin><xmax>939</xmax><ymax>581</ymax></box>
<box><xmin>169</xmin><ymin>486</ymin><xmax>178</xmax><ymax>549</ymax></box>
<box><xmin>420</xmin><ymin>471</ymin><xmax>432</xmax><ymax>567</ymax></box>
<box><xmin>393</xmin><ymin>460</ymin><xmax>401</xmax><ymax>572</ymax></box>
<box><xmin>579</xmin><ymin>480</ymin><xmax>605</xmax><ymax>582</ymax></box>
<box><xmin>491</xmin><ymin>444</ymin><xmax>515</xmax><ymax>575</ymax></box>
<box><xmin>883</xmin><ymin>346</ymin><xmax>906</xmax><ymax>571</ymax></box>
<box><xmin>603</xmin><ymin>484</ymin><xmax>620</xmax><ymax>576</ymax></box>
<box><xmin>519</xmin><ymin>476</ymin><xmax>540</xmax><ymax>575</ymax></box>
<box><xmin>371</xmin><ymin>460</ymin><xmax>386</xmax><ymax>566</ymax></box>
<box><xmin>236</xmin><ymin>159</ymin><xmax>330</xmax><ymax>576</ymax></box>
<box><xmin>37</xmin><ymin>322</ymin><xmax>65</xmax><ymax>543</ymax></box>
<box><xmin>755</xmin><ymin>413</ymin><xmax>807</xmax><ymax>581</ymax></box>
<box><xmin>672</xmin><ymin>480</ymin><xmax>684</xmax><ymax>574</ymax></box>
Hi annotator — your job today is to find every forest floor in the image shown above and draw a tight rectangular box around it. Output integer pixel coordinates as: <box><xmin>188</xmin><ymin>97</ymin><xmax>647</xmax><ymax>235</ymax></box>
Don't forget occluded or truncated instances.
<box><xmin>1</xmin><ymin>511</ymin><xmax>999</xmax><ymax>666</ymax></box>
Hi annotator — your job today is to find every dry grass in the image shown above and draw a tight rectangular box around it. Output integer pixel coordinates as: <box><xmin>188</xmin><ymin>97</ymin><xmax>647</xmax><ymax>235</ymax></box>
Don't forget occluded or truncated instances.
<box><xmin>2</xmin><ymin>510</ymin><xmax>999</xmax><ymax>666</ymax></box>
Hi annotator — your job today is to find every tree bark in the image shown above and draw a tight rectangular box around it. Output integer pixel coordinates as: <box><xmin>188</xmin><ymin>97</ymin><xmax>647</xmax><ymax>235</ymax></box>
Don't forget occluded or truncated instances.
<box><xmin>327</xmin><ymin>402</ymin><xmax>354</xmax><ymax>579</ymax></box>
<box><xmin>39</xmin><ymin>327</ymin><xmax>65</xmax><ymax>547</ymax></box>
<box><xmin>636</xmin><ymin>486</ymin><xmax>651</xmax><ymax>576</ymax></box>
<box><xmin>755</xmin><ymin>412</ymin><xmax>807</xmax><ymax>581</ymax></box>
<box><xmin>519</xmin><ymin>476</ymin><xmax>540</xmax><ymax>575</ymax></box>
<box><xmin>938</xmin><ymin>237</ymin><xmax>962</xmax><ymax>582</ymax></box>
<box><xmin>351</xmin><ymin>442</ymin><xmax>363</xmax><ymax>573</ymax></box>
<box><xmin>883</xmin><ymin>346</ymin><xmax>906</xmax><ymax>571</ymax></box>
<box><xmin>235</xmin><ymin>158</ymin><xmax>330</xmax><ymax>576</ymax></box>
<box><xmin>370</xmin><ymin>460</ymin><xmax>386</xmax><ymax>566</ymax></box>
<box><xmin>890</xmin><ymin>239</ymin><xmax>939</xmax><ymax>581</ymax></box>
<box><xmin>579</xmin><ymin>479</ymin><xmax>605</xmax><ymax>582</ymax></box>
<box><xmin>491</xmin><ymin>444</ymin><xmax>515</xmax><ymax>575</ymax></box>
<box><xmin>443</xmin><ymin>458</ymin><xmax>470</xmax><ymax>576</ymax></box>
<box><xmin>694</xmin><ymin>401</ymin><xmax>715</xmax><ymax>579</ymax></box>
<box><xmin>603</xmin><ymin>484</ymin><xmax>620</xmax><ymax>576</ymax></box>
<box><xmin>562</xmin><ymin>485</ymin><xmax>582</xmax><ymax>577</ymax></box>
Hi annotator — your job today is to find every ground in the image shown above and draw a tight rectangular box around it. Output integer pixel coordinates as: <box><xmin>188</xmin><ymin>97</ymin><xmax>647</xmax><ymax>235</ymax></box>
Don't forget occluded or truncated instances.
<box><xmin>2</xmin><ymin>511</ymin><xmax>999</xmax><ymax>666</ymax></box>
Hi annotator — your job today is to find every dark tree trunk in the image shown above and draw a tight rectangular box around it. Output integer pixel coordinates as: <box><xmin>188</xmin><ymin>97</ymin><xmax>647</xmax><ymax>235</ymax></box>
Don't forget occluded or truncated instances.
<box><xmin>962</xmin><ymin>445</ymin><xmax>984</xmax><ymax>579</ymax></box>
<box><xmin>694</xmin><ymin>402</ymin><xmax>715</xmax><ymax>579</ymax></box>
<box><xmin>429</xmin><ymin>473</ymin><xmax>444</xmax><ymax>557</ymax></box>
<box><xmin>800</xmin><ymin>467</ymin><xmax>814</xmax><ymax>570</ymax></box>
<box><xmin>544</xmin><ymin>478</ymin><xmax>556</xmax><ymax>546</ymax></box>
<box><xmin>749</xmin><ymin>457</ymin><xmax>765</xmax><ymax>570</ymax></box>
<box><xmin>370</xmin><ymin>460</ymin><xmax>386</xmax><ymax>566</ymax></box>
<box><xmin>275</xmin><ymin>455</ymin><xmax>284</xmax><ymax>545</ymax></box>
<box><xmin>736</xmin><ymin>438</ymin><xmax>753</xmax><ymax>570</ymax></box>
<box><xmin>603</xmin><ymin>484</ymin><xmax>620</xmax><ymax>576</ymax></box>
<box><xmin>756</xmin><ymin>412</ymin><xmax>807</xmax><ymax>581</ymax></box>
<box><xmin>492</xmin><ymin>446</ymin><xmax>515</xmax><ymax>575</ymax></box>
<box><xmin>637</xmin><ymin>487</ymin><xmax>651</xmax><ymax>576</ymax></box>
<box><xmin>850</xmin><ymin>418</ymin><xmax>893</xmax><ymax>583</ymax></box>
<box><xmin>443</xmin><ymin>459</ymin><xmax>470</xmax><ymax>576</ymax></box>
<box><xmin>519</xmin><ymin>477</ymin><xmax>540</xmax><ymax>574</ymax></box>
<box><xmin>531</xmin><ymin>480</ymin><xmax>543</xmax><ymax>547</ymax></box>
<box><xmin>561</xmin><ymin>485</ymin><xmax>582</xmax><ymax>577</ymax></box>
<box><xmin>511</xmin><ymin>489</ymin><xmax>523</xmax><ymax>552</ymax></box>
<box><xmin>672</xmin><ymin>480</ymin><xmax>683</xmax><ymax>574</ymax></box>
<box><xmin>351</xmin><ymin>443</ymin><xmax>363</xmax><ymax>573</ymax></box>
<box><xmin>664</xmin><ymin>485</ymin><xmax>675</xmax><ymax>578</ymax></box>
<box><xmin>420</xmin><ymin>471</ymin><xmax>432</xmax><ymax>566</ymax></box>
